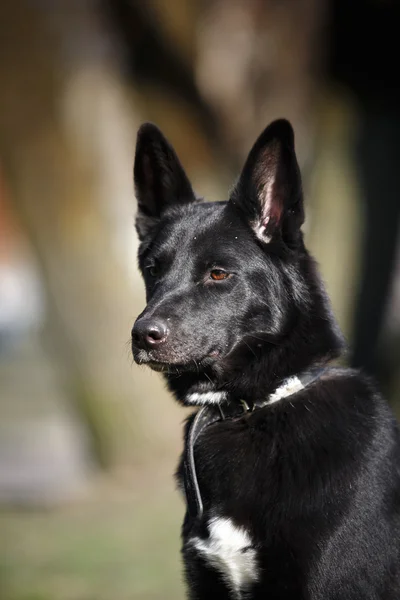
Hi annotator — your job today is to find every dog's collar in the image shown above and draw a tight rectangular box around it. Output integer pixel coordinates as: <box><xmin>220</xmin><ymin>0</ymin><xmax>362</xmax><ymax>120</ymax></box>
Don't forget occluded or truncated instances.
<box><xmin>183</xmin><ymin>365</ymin><xmax>327</xmax><ymax>520</ymax></box>
<box><xmin>185</xmin><ymin>369</ymin><xmax>322</xmax><ymax>407</ymax></box>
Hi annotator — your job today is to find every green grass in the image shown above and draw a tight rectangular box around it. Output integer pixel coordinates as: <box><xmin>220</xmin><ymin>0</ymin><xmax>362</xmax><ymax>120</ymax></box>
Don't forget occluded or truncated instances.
<box><xmin>0</xmin><ymin>482</ymin><xmax>185</xmax><ymax>600</ymax></box>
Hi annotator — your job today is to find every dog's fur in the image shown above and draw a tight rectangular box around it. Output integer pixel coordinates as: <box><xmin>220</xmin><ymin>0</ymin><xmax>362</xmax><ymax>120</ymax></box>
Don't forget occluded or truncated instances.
<box><xmin>131</xmin><ymin>119</ymin><xmax>400</xmax><ymax>599</ymax></box>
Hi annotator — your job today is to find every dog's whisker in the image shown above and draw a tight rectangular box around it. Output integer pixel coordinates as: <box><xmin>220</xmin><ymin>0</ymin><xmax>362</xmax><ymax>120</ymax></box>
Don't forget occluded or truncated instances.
<box><xmin>203</xmin><ymin>372</ymin><xmax>213</xmax><ymax>384</ymax></box>
<box><xmin>242</xmin><ymin>340</ymin><xmax>257</xmax><ymax>358</ymax></box>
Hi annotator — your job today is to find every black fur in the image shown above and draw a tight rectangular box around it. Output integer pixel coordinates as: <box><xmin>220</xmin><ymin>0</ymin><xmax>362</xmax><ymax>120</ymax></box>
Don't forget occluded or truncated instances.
<box><xmin>131</xmin><ymin>120</ymin><xmax>400</xmax><ymax>599</ymax></box>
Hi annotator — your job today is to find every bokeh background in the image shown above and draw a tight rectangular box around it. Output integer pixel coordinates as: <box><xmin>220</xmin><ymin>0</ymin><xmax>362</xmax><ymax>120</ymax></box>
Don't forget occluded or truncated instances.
<box><xmin>0</xmin><ymin>1</ymin><xmax>399</xmax><ymax>599</ymax></box>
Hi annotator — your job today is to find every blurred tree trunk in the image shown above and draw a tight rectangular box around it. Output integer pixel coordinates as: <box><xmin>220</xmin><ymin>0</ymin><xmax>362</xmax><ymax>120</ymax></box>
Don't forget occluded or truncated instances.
<box><xmin>194</xmin><ymin>0</ymin><xmax>326</xmax><ymax>167</ymax></box>
<box><xmin>0</xmin><ymin>1</ymin><xmax>149</xmax><ymax>468</ymax></box>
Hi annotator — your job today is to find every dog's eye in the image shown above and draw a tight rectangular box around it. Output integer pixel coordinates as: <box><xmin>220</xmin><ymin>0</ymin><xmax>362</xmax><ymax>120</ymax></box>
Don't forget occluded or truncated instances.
<box><xmin>210</xmin><ymin>269</ymin><xmax>230</xmax><ymax>281</ymax></box>
<box><xmin>147</xmin><ymin>262</ymin><xmax>160</xmax><ymax>277</ymax></box>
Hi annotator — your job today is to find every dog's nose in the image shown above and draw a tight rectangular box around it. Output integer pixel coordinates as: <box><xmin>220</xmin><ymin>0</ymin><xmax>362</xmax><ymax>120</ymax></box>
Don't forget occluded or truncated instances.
<box><xmin>132</xmin><ymin>318</ymin><xmax>169</xmax><ymax>348</ymax></box>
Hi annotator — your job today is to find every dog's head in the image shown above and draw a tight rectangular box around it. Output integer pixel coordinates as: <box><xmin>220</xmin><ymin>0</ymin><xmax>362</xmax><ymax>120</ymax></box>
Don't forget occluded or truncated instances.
<box><xmin>131</xmin><ymin>120</ymin><xmax>341</xmax><ymax>403</ymax></box>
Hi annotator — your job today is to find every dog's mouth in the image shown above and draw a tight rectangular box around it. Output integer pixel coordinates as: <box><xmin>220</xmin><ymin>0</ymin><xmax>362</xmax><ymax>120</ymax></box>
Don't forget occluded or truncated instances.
<box><xmin>132</xmin><ymin>347</ymin><xmax>221</xmax><ymax>374</ymax></box>
<box><xmin>146</xmin><ymin>361</ymin><xmax>170</xmax><ymax>372</ymax></box>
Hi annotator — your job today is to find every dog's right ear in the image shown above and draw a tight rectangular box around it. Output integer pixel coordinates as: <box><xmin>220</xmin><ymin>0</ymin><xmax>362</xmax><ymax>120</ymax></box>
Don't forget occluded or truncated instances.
<box><xmin>134</xmin><ymin>123</ymin><xmax>196</xmax><ymax>240</ymax></box>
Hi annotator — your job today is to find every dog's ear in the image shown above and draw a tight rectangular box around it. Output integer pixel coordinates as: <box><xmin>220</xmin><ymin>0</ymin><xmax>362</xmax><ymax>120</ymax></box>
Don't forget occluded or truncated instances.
<box><xmin>134</xmin><ymin>123</ymin><xmax>196</xmax><ymax>240</ymax></box>
<box><xmin>230</xmin><ymin>119</ymin><xmax>304</xmax><ymax>245</ymax></box>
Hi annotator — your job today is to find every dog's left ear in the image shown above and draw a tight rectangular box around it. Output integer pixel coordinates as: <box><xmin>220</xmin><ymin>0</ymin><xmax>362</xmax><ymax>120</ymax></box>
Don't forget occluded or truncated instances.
<box><xmin>134</xmin><ymin>123</ymin><xmax>196</xmax><ymax>240</ymax></box>
<box><xmin>230</xmin><ymin>119</ymin><xmax>304</xmax><ymax>245</ymax></box>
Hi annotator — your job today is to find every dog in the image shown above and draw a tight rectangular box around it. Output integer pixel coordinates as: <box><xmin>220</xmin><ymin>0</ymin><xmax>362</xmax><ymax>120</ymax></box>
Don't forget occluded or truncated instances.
<box><xmin>131</xmin><ymin>119</ymin><xmax>400</xmax><ymax>599</ymax></box>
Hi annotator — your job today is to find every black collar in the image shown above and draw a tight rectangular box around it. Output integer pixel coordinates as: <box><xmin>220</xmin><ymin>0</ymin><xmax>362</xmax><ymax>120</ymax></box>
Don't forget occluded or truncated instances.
<box><xmin>183</xmin><ymin>365</ymin><xmax>328</xmax><ymax>520</ymax></box>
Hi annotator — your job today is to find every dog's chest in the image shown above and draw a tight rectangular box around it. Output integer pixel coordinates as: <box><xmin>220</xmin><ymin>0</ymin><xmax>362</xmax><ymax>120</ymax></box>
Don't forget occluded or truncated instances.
<box><xmin>189</xmin><ymin>516</ymin><xmax>259</xmax><ymax>598</ymax></box>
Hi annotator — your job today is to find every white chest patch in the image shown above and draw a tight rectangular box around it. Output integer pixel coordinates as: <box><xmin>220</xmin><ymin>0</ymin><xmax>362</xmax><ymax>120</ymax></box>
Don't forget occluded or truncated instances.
<box><xmin>190</xmin><ymin>516</ymin><xmax>259</xmax><ymax>598</ymax></box>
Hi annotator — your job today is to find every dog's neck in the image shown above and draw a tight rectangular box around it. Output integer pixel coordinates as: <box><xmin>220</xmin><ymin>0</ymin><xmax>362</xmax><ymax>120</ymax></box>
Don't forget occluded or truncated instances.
<box><xmin>166</xmin><ymin>282</ymin><xmax>344</xmax><ymax>407</ymax></box>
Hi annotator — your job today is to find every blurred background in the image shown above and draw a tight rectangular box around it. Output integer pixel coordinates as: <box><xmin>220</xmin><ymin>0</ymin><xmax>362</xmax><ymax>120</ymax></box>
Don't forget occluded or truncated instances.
<box><xmin>0</xmin><ymin>1</ymin><xmax>399</xmax><ymax>598</ymax></box>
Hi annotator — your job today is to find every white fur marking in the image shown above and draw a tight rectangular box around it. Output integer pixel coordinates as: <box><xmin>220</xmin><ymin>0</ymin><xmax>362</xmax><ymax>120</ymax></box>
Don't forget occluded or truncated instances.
<box><xmin>253</xmin><ymin>220</ymin><xmax>272</xmax><ymax>243</ymax></box>
<box><xmin>266</xmin><ymin>375</ymin><xmax>303</xmax><ymax>405</ymax></box>
<box><xmin>186</xmin><ymin>375</ymin><xmax>304</xmax><ymax>407</ymax></box>
<box><xmin>186</xmin><ymin>391</ymin><xmax>227</xmax><ymax>405</ymax></box>
<box><xmin>190</xmin><ymin>517</ymin><xmax>259</xmax><ymax>598</ymax></box>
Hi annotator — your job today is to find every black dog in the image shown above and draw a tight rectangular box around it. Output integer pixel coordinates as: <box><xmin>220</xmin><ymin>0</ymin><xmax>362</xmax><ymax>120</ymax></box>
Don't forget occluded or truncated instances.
<box><xmin>131</xmin><ymin>119</ymin><xmax>400</xmax><ymax>599</ymax></box>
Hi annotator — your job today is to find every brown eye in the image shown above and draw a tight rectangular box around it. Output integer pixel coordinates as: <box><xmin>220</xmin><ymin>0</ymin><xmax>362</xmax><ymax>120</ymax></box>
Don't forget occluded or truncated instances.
<box><xmin>210</xmin><ymin>269</ymin><xmax>230</xmax><ymax>281</ymax></box>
